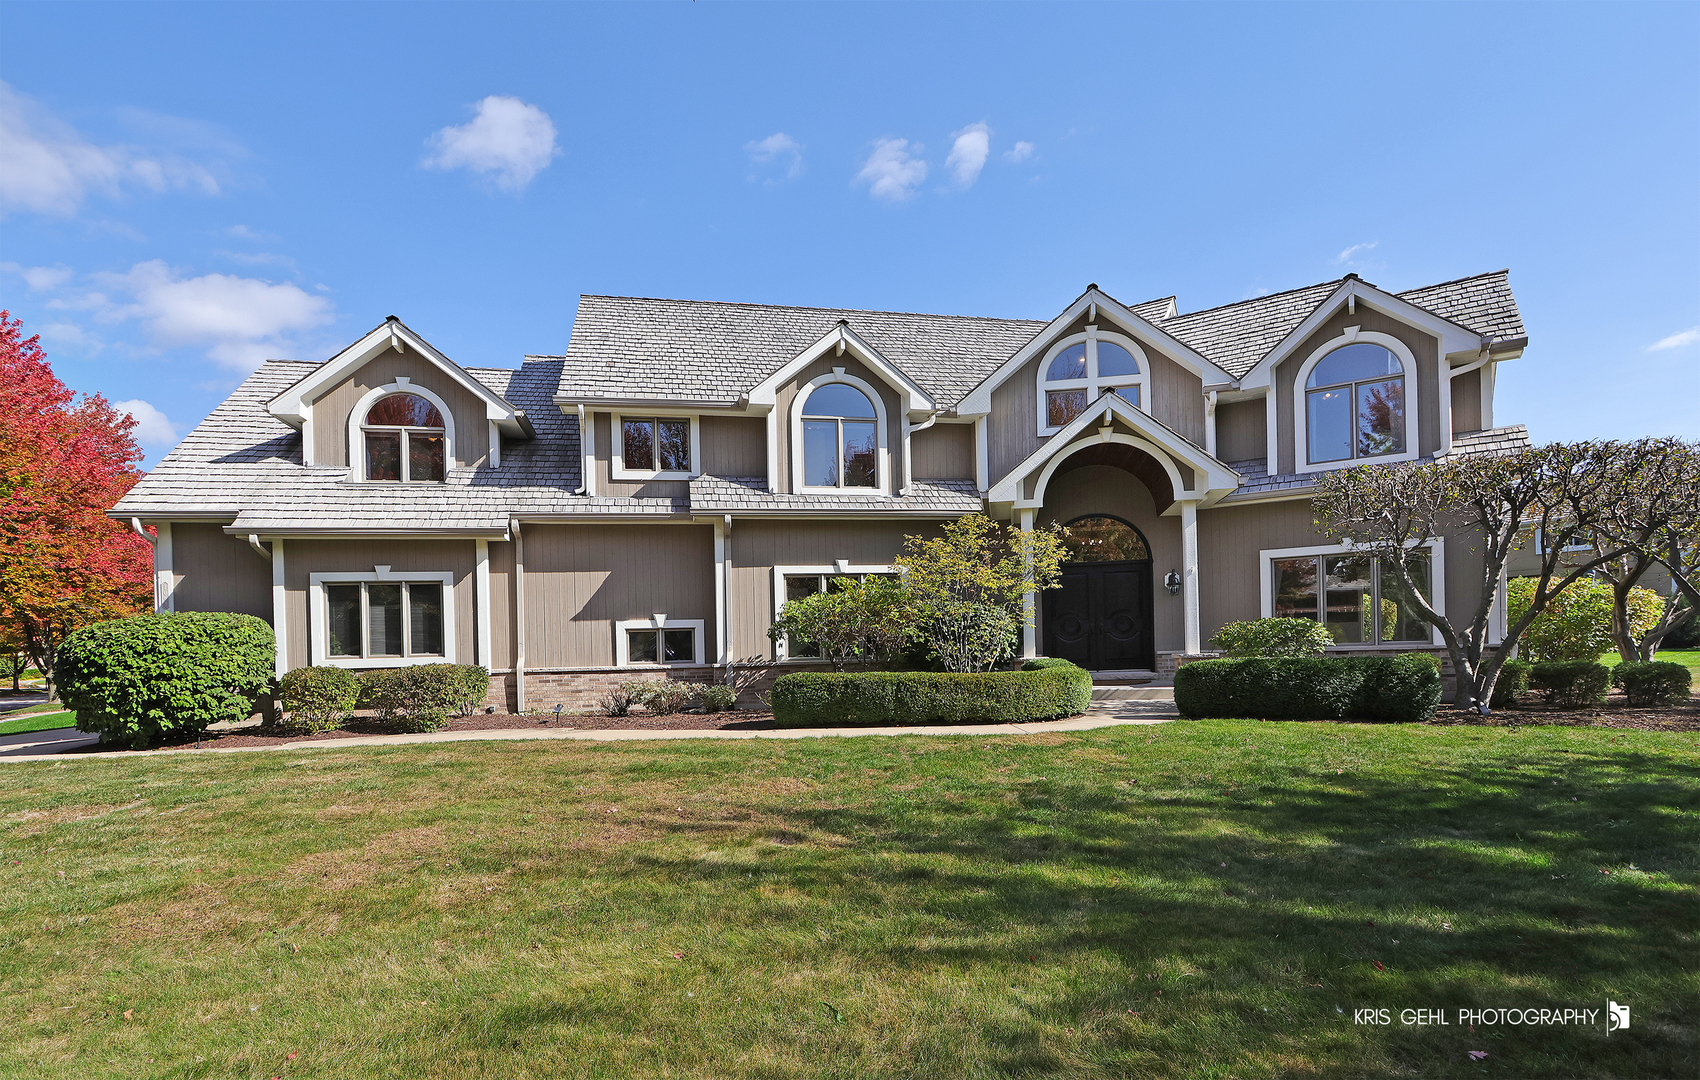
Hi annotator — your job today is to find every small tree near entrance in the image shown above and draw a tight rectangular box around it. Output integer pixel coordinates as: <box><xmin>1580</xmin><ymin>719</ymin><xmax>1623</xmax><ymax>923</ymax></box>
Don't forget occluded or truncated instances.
<box><xmin>894</xmin><ymin>514</ymin><xmax>1069</xmax><ymax>673</ymax></box>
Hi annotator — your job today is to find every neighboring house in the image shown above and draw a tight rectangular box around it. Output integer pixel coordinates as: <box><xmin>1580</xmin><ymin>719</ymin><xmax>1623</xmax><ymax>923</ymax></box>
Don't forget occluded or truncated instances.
<box><xmin>112</xmin><ymin>270</ymin><xmax>1530</xmax><ymax>708</ymax></box>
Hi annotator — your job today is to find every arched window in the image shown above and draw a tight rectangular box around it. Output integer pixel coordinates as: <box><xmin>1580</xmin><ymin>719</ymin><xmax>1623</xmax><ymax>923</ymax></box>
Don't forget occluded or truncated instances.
<box><xmin>1039</xmin><ymin>330</ymin><xmax>1145</xmax><ymax>432</ymax></box>
<box><xmin>801</xmin><ymin>383</ymin><xmax>878</xmax><ymax>488</ymax></box>
<box><xmin>1061</xmin><ymin>515</ymin><xmax>1151</xmax><ymax>562</ymax></box>
<box><xmin>363</xmin><ymin>393</ymin><xmax>446</xmax><ymax>482</ymax></box>
<box><xmin>1304</xmin><ymin>343</ymin><xmax>1405</xmax><ymax>464</ymax></box>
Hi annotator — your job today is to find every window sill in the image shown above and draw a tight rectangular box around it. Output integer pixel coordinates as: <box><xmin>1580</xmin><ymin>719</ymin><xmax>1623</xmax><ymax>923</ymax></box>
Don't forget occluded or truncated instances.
<box><xmin>1295</xmin><ymin>451</ymin><xmax>1417</xmax><ymax>475</ymax></box>
<box><xmin>610</xmin><ymin>470</ymin><xmax>698</xmax><ymax>482</ymax></box>
<box><xmin>796</xmin><ymin>485</ymin><xmax>887</xmax><ymax>496</ymax></box>
<box><xmin>319</xmin><ymin>655</ymin><xmax>450</xmax><ymax>668</ymax></box>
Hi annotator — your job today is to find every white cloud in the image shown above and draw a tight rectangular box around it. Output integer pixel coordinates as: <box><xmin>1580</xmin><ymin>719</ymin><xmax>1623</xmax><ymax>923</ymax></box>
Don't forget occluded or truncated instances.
<box><xmin>223</xmin><ymin>224</ymin><xmax>278</xmax><ymax>242</ymax></box>
<box><xmin>945</xmin><ymin>123</ymin><xmax>991</xmax><ymax>189</ymax></box>
<box><xmin>37</xmin><ymin>321</ymin><xmax>103</xmax><ymax>355</ymax></box>
<box><xmin>0</xmin><ymin>81</ymin><xmax>222</xmax><ymax>216</ymax></box>
<box><xmin>0</xmin><ymin>261</ymin><xmax>73</xmax><ymax>291</ymax></box>
<box><xmin>423</xmin><ymin>96</ymin><xmax>560</xmax><ymax>193</ymax></box>
<box><xmin>1648</xmin><ymin>326</ymin><xmax>1700</xmax><ymax>352</ymax></box>
<box><xmin>856</xmin><ymin>138</ymin><xmax>928</xmax><ymax>202</ymax></box>
<box><xmin>112</xmin><ymin>399</ymin><xmax>179</xmax><ymax>449</ymax></box>
<box><xmin>97</xmin><ymin>259</ymin><xmax>335</xmax><ymax>370</ymax></box>
<box><xmin>1334</xmin><ymin>241</ymin><xmax>1378</xmax><ymax>265</ymax></box>
<box><xmin>744</xmin><ymin>132</ymin><xmax>804</xmax><ymax>184</ymax></box>
<box><xmin>1004</xmin><ymin>140</ymin><xmax>1035</xmax><ymax>164</ymax></box>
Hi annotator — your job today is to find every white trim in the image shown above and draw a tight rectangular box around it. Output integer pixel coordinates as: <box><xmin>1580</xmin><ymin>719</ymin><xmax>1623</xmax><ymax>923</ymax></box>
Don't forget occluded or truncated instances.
<box><xmin>1291</xmin><ymin>329</ymin><xmax>1419</xmax><ymax>475</ymax></box>
<box><xmin>1180</xmin><ymin>500</ymin><xmax>1200</xmax><ymax>654</ymax></box>
<box><xmin>790</xmin><ymin>370</ymin><xmax>891</xmax><ymax>495</ymax></box>
<box><xmin>1480</xmin><ymin>360</ymin><xmax>1496</xmax><ymax>430</ymax></box>
<box><xmin>488</xmin><ymin>420</ymin><xmax>502</xmax><ymax>468</ymax></box>
<box><xmin>615</xmin><ymin>617</ymin><xmax>706</xmax><ymax>667</ymax></box>
<box><xmin>271</xmin><ymin>539</ymin><xmax>287</xmax><ymax>677</ymax></box>
<box><xmin>1035</xmin><ymin>327</ymin><xmax>1149</xmax><ymax>435</ymax></box>
<box><xmin>610</xmin><ymin>412</ymin><xmax>702</xmax><ymax>480</ymax></box>
<box><xmin>769</xmin><ymin>563</ymin><xmax>898</xmax><ymax>660</ymax></box>
<box><xmin>474</xmin><ymin>540</ymin><xmax>492</xmax><ymax>668</ymax></box>
<box><xmin>153</xmin><ymin>522</ymin><xmax>174</xmax><ymax>613</ymax></box>
<box><xmin>1019</xmin><ymin>508</ymin><xmax>1037</xmax><ymax>658</ymax></box>
<box><xmin>713</xmin><ymin>517</ymin><xmax>728</xmax><ymax>665</ymax></box>
<box><xmin>1256</xmin><ymin>538</ymin><xmax>1445</xmax><ymax>647</ymax></box>
<box><xmin>308</xmin><ymin>570</ymin><xmax>457</xmax><ymax>668</ymax></box>
<box><xmin>578</xmin><ymin>404</ymin><xmax>595</xmax><ymax>497</ymax></box>
<box><xmin>746</xmin><ymin>322</ymin><xmax>936</xmax><ymax>418</ymax></box>
<box><xmin>346</xmin><ymin>382</ymin><xmax>457</xmax><ymax>481</ymax></box>
<box><xmin>974</xmin><ymin>415</ymin><xmax>989</xmax><ymax>493</ymax></box>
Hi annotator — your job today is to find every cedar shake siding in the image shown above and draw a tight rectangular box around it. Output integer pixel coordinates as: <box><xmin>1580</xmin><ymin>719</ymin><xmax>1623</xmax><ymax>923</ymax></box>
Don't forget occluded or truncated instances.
<box><xmin>113</xmin><ymin>270</ymin><xmax>1529</xmax><ymax>694</ymax></box>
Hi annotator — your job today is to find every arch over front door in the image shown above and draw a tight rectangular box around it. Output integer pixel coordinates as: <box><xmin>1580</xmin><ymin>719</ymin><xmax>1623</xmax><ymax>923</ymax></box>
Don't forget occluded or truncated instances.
<box><xmin>1044</xmin><ymin>515</ymin><xmax>1156</xmax><ymax>671</ymax></box>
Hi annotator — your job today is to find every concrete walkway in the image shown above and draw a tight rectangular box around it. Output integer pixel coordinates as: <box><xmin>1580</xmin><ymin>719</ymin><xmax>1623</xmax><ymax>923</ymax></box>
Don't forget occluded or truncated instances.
<box><xmin>0</xmin><ymin>702</ymin><xmax>1175</xmax><ymax>763</ymax></box>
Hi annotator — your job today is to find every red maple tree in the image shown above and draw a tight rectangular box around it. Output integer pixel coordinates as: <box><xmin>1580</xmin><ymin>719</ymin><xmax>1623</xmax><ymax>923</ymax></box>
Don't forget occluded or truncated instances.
<box><xmin>0</xmin><ymin>311</ymin><xmax>153</xmax><ymax>698</ymax></box>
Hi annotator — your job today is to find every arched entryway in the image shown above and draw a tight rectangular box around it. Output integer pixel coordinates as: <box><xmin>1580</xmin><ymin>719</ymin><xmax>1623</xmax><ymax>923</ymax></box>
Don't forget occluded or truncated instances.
<box><xmin>1043</xmin><ymin>514</ymin><xmax>1156</xmax><ymax>671</ymax></box>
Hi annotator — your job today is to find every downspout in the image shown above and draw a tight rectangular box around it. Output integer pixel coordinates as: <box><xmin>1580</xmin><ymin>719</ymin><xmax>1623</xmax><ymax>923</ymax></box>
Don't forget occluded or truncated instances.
<box><xmin>246</xmin><ymin>534</ymin><xmax>272</xmax><ymax>562</ymax></box>
<box><xmin>574</xmin><ymin>403</ymin><xmax>590</xmax><ymax>495</ymax></box>
<box><xmin>1443</xmin><ymin>340</ymin><xmax>1495</xmax><ymax>451</ymax></box>
<box><xmin>1203</xmin><ymin>391</ymin><xmax>1219</xmax><ymax>458</ymax></box>
<box><xmin>900</xmin><ymin>411</ymin><xmax>939</xmax><ymax>496</ymax></box>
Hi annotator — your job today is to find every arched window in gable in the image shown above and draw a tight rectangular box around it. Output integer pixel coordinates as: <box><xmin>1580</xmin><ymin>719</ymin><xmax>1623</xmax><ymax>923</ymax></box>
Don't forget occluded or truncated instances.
<box><xmin>801</xmin><ymin>382</ymin><xmax>879</xmax><ymax>488</ymax></box>
<box><xmin>363</xmin><ymin>393</ymin><xmax>446</xmax><ymax>482</ymax></box>
<box><xmin>1304</xmin><ymin>343</ymin><xmax>1405</xmax><ymax>464</ymax></box>
<box><xmin>1038</xmin><ymin>329</ymin><xmax>1147</xmax><ymax>432</ymax></box>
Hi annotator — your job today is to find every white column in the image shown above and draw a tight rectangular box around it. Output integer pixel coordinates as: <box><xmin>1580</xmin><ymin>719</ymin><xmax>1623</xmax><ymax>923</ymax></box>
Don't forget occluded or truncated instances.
<box><xmin>974</xmin><ymin>416</ymin><xmax>989</xmax><ymax>494</ymax></box>
<box><xmin>513</xmin><ymin>521</ymin><xmax>527</xmax><ymax>713</ymax></box>
<box><xmin>474</xmin><ymin>539</ymin><xmax>492</xmax><ymax>668</ymax></box>
<box><xmin>153</xmin><ymin>522</ymin><xmax>174</xmax><ymax>613</ymax></box>
<box><xmin>1181</xmin><ymin>500</ymin><xmax>1201</xmax><ymax>655</ymax></box>
<box><xmin>271</xmin><ymin>538</ymin><xmax>287</xmax><ymax>677</ymax></box>
<box><xmin>713</xmin><ymin>516</ymin><xmax>728</xmax><ymax>665</ymax></box>
<box><xmin>1019</xmin><ymin>507</ymin><xmax>1038</xmax><ymax>659</ymax></box>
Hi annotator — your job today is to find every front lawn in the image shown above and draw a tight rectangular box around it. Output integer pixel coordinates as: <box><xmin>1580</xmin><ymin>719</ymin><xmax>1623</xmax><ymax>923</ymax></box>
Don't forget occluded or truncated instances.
<box><xmin>0</xmin><ymin>709</ymin><xmax>79</xmax><ymax>738</ymax></box>
<box><xmin>1602</xmin><ymin>648</ymin><xmax>1700</xmax><ymax>678</ymax></box>
<box><xmin>1</xmin><ymin>722</ymin><xmax>1694</xmax><ymax>1078</ymax></box>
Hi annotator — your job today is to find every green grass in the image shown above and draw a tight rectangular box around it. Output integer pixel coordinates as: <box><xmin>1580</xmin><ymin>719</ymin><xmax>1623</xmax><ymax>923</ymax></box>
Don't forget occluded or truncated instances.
<box><xmin>1</xmin><ymin>722</ymin><xmax>1694</xmax><ymax>1078</ymax></box>
<box><xmin>0</xmin><ymin>709</ymin><xmax>79</xmax><ymax>738</ymax></box>
<box><xmin>1600</xmin><ymin>648</ymin><xmax>1700</xmax><ymax>677</ymax></box>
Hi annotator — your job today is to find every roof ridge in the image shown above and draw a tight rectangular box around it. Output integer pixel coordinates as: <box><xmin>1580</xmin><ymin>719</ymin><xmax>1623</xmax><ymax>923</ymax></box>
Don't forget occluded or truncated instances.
<box><xmin>1166</xmin><ymin>277</ymin><xmax>1346</xmax><ymax>322</ymax></box>
<box><xmin>1395</xmin><ymin>269</ymin><xmax>1511</xmax><ymax>295</ymax></box>
<box><xmin>576</xmin><ymin>293</ymin><xmax>1049</xmax><ymax>327</ymax></box>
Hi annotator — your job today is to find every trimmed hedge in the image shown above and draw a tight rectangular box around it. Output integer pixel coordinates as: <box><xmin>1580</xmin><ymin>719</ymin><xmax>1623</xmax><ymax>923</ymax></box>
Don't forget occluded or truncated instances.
<box><xmin>1174</xmin><ymin>654</ymin><xmax>1442</xmax><ymax>723</ymax></box>
<box><xmin>56</xmin><ymin>612</ymin><xmax>275</xmax><ymax>748</ymax></box>
<box><xmin>771</xmin><ymin>662</ymin><xmax>1091</xmax><ymax>728</ymax></box>
<box><xmin>1210</xmin><ymin>617</ymin><xmax>1334</xmax><ymax>659</ymax></box>
<box><xmin>357</xmin><ymin>664</ymin><xmax>490</xmax><ymax>732</ymax></box>
<box><xmin>279</xmin><ymin>666</ymin><xmax>359</xmax><ymax>732</ymax></box>
<box><xmin>1490</xmin><ymin>658</ymin><xmax>1534</xmax><ymax>709</ymax></box>
<box><xmin>1611</xmin><ymin>661</ymin><xmax>1692</xmax><ymax>707</ymax></box>
<box><xmin>1530</xmin><ymin>661</ymin><xmax>1610</xmax><ymax>709</ymax></box>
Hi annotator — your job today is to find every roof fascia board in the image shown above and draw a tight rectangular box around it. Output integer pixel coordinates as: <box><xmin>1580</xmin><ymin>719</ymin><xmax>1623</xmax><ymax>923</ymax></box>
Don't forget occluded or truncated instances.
<box><xmin>268</xmin><ymin>320</ymin><xmax>525</xmax><ymax>434</ymax></box>
<box><xmin>956</xmin><ymin>289</ymin><xmax>1235</xmax><ymax>416</ymax></box>
<box><xmin>986</xmin><ymin>391</ymin><xmax>1240</xmax><ymax>503</ymax></box>
<box><xmin>224</xmin><ymin>525</ymin><xmax>513</xmax><ymax>540</ymax></box>
<box><xmin>745</xmin><ymin>324</ymin><xmax>937</xmax><ymax>416</ymax></box>
<box><xmin>1238</xmin><ymin>280</ymin><xmax>1484</xmax><ymax>389</ymax></box>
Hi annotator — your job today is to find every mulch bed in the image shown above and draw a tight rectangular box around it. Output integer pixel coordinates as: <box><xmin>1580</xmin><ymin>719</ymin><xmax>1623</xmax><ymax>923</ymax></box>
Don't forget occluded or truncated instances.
<box><xmin>140</xmin><ymin>710</ymin><xmax>780</xmax><ymax>750</ymax></box>
<box><xmin>1428</xmin><ymin>692</ymin><xmax>1700</xmax><ymax>731</ymax></box>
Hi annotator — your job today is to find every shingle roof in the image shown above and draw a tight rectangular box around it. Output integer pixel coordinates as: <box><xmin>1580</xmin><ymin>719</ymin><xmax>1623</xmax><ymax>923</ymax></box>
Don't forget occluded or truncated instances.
<box><xmin>1219</xmin><ymin>425</ymin><xmax>1533</xmax><ymax>501</ymax></box>
<box><xmin>689</xmin><ymin>475</ymin><xmax>983</xmax><ymax>514</ymax></box>
<box><xmin>1159</xmin><ymin>280</ymin><xmax>1344</xmax><ymax>380</ymax></box>
<box><xmin>1397</xmin><ymin>270</ymin><xmax>1526</xmax><ymax>345</ymax></box>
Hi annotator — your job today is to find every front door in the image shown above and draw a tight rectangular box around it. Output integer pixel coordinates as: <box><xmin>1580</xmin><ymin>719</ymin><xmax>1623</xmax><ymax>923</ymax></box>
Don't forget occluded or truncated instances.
<box><xmin>1043</xmin><ymin>560</ymin><xmax>1155</xmax><ymax>671</ymax></box>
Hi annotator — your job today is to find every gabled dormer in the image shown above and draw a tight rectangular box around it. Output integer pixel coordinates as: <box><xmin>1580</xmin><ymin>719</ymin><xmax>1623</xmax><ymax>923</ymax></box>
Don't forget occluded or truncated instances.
<box><xmin>267</xmin><ymin>317</ymin><xmax>531</xmax><ymax>479</ymax></box>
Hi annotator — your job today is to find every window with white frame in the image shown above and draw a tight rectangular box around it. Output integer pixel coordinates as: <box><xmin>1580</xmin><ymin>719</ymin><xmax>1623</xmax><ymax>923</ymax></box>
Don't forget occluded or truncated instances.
<box><xmin>362</xmin><ymin>393</ymin><xmax>446</xmax><ymax>482</ymax></box>
<box><xmin>1267</xmin><ymin>548</ymin><xmax>1434</xmax><ymax>645</ymax></box>
<box><xmin>1303</xmin><ymin>343</ymin><xmax>1406</xmax><ymax>465</ymax></box>
<box><xmin>614</xmin><ymin>415</ymin><xmax>697</xmax><ymax>479</ymax></box>
<box><xmin>776</xmin><ymin>568</ymin><xmax>898</xmax><ymax>659</ymax></box>
<box><xmin>1038</xmin><ymin>328</ymin><xmax>1146</xmax><ymax>433</ymax></box>
<box><xmin>311</xmin><ymin>572</ymin><xmax>455</xmax><ymax>666</ymax></box>
<box><xmin>615</xmin><ymin>618</ymin><xmax>705</xmax><ymax>666</ymax></box>
<box><xmin>800</xmin><ymin>384</ymin><xmax>879</xmax><ymax>489</ymax></box>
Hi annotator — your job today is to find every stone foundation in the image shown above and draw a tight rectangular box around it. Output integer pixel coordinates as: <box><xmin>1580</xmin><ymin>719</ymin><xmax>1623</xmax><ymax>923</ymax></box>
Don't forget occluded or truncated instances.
<box><xmin>484</xmin><ymin>663</ymin><xmax>810</xmax><ymax>714</ymax></box>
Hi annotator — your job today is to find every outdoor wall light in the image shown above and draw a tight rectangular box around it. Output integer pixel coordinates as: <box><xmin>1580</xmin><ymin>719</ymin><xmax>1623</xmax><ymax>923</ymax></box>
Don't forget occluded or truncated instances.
<box><xmin>1164</xmin><ymin>570</ymin><xmax>1182</xmax><ymax>595</ymax></box>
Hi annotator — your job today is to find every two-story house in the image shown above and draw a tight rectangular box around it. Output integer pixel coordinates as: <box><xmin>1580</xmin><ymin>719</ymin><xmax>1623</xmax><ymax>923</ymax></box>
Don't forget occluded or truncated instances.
<box><xmin>112</xmin><ymin>270</ymin><xmax>1528</xmax><ymax>709</ymax></box>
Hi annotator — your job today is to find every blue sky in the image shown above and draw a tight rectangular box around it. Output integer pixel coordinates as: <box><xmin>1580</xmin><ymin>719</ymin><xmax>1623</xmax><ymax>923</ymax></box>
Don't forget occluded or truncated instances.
<box><xmin>2</xmin><ymin>1</ymin><xmax>1696</xmax><ymax>466</ymax></box>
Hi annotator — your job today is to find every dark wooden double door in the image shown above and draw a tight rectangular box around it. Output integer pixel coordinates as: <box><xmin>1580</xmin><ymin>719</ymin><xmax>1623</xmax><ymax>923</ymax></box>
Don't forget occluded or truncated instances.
<box><xmin>1043</xmin><ymin>560</ymin><xmax>1155</xmax><ymax>671</ymax></box>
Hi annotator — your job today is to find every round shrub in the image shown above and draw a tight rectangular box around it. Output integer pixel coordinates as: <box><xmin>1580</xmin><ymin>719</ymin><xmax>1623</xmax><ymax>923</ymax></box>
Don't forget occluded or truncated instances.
<box><xmin>1529</xmin><ymin>661</ymin><xmax>1610</xmax><ymax>708</ymax></box>
<box><xmin>279</xmin><ymin>666</ymin><xmax>359</xmax><ymax>733</ymax></box>
<box><xmin>1175</xmin><ymin>654</ymin><xmax>1442</xmax><ymax>723</ymax></box>
<box><xmin>1507</xmin><ymin>578</ymin><xmax>1663</xmax><ymax>662</ymax></box>
<box><xmin>56</xmin><ymin>612</ymin><xmax>275</xmax><ymax>748</ymax></box>
<box><xmin>771</xmin><ymin>662</ymin><xmax>1091</xmax><ymax>728</ymax></box>
<box><xmin>1490</xmin><ymin>658</ymin><xmax>1534</xmax><ymax>709</ymax></box>
<box><xmin>1209</xmin><ymin>618</ymin><xmax>1335</xmax><ymax>658</ymax></box>
<box><xmin>1610</xmin><ymin>661</ymin><xmax>1692</xmax><ymax>707</ymax></box>
<box><xmin>698</xmin><ymin>685</ymin><xmax>737</xmax><ymax>712</ymax></box>
<box><xmin>356</xmin><ymin>664</ymin><xmax>489</xmax><ymax>732</ymax></box>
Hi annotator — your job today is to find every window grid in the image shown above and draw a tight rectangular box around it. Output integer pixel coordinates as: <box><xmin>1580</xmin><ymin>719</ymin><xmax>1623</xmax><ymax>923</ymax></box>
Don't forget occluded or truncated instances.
<box><xmin>362</xmin><ymin>394</ymin><xmax>445</xmax><ymax>482</ymax></box>
<box><xmin>1039</xmin><ymin>334</ymin><xmax>1144</xmax><ymax>432</ymax></box>
<box><xmin>780</xmin><ymin>572</ymin><xmax>897</xmax><ymax>658</ymax></box>
<box><xmin>325</xmin><ymin>581</ymin><xmax>445</xmax><ymax>660</ymax></box>
<box><xmin>1269</xmin><ymin>551</ymin><xmax>1432</xmax><ymax>646</ymax></box>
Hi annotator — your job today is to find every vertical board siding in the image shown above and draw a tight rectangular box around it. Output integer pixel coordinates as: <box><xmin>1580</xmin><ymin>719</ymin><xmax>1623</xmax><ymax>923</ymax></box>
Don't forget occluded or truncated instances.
<box><xmin>1215</xmin><ymin>399</ymin><xmax>1267</xmax><ymax>464</ymax></box>
<box><xmin>487</xmin><ymin>538</ymin><xmax>515</xmax><ymax>669</ymax></box>
<box><xmin>593</xmin><ymin>411</ymin><xmax>691</xmax><ymax>498</ymax></box>
<box><xmin>283</xmin><ymin>539</ymin><xmax>477</xmax><ymax>671</ymax></box>
<box><xmin>1450</xmin><ymin>368</ymin><xmax>1483</xmax><ymax>433</ymax></box>
<box><xmin>520</xmin><ymin>524</ymin><xmax>715</xmax><ymax>668</ymax></box>
<box><xmin>727</xmin><ymin>519</ymin><xmax>947</xmax><ymax>658</ymax></box>
<box><xmin>772</xmin><ymin>355</ymin><xmax>904</xmax><ymax>495</ymax></box>
<box><xmin>911</xmin><ymin>422</ymin><xmax>975</xmax><ymax>479</ymax></box>
<box><xmin>311</xmin><ymin>346</ymin><xmax>491</xmax><ymax>469</ymax></box>
<box><xmin>1275</xmin><ymin>306</ymin><xmax>1440</xmax><ymax>475</ymax></box>
<box><xmin>168</xmin><ymin>524</ymin><xmax>273</xmax><ymax>619</ymax></box>
<box><xmin>1146</xmin><ymin>348</ymin><xmax>1204</xmax><ymax>445</ymax></box>
<box><xmin>700</xmin><ymin>415</ymin><xmax>768</xmax><ymax>477</ymax></box>
<box><xmin>1195</xmin><ymin>501</ymin><xmax>1325</xmax><ymax>637</ymax></box>
<box><xmin>1036</xmin><ymin>466</ymin><xmax>1184</xmax><ymax>652</ymax></box>
<box><xmin>989</xmin><ymin>353</ymin><xmax>1045</xmax><ymax>485</ymax></box>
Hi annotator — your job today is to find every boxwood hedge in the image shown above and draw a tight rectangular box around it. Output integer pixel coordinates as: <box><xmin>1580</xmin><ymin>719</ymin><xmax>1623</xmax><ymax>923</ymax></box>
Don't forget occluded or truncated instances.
<box><xmin>1530</xmin><ymin>661</ymin><xmax>1610</xmax><ymax>708</ymax></box>
<box><xmin>1174</xmin><ymin>654</ymin><xmax>1443</xmax><ymax>723</ymax></box>
<box><xmin>771</xmin><ymin>661</ymin><xmax>1091</xmax><ymax>728</ymax></box>
<box><xmin>1609</xmin><ymin>660</ymin><xmax>1691</xmax><ymax>707</ymax></box>
<box><xmin>56</xmin><ymin>612</ymin><xmax>276</xmax><ymax>747</ymax></box>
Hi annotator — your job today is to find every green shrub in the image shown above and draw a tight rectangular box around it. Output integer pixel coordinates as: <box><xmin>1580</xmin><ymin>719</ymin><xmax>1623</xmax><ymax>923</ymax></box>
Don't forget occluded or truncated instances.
<box><xmin>698</xmin><ymin>685</ymin><xmax>737</xmax><ymax>712</ymax></box>
<box><xmin>1174</xmin><ymin>655</ymin><xmax>1442</xmax><ymax>723</ymax></box>
<box><xmin>1529</xmin><ymin>661</ymin><xmax>1610</xmax><ymax>708</ymax></box>
<box><xmin>357</xmin><ymin>664</ymin><xmax>489</xmax><ymax>732</ymax></box>
<box><xmin>623</xmin><ymin>679</ymin><xmax>696</xmax><ymax>715</ymax></box>
<box><xmin>1209</xmin><ymin>618</ymin><xmax>1334</xmax><ymax>658</ymax></box>
<box><xmin>1611</xmin><ymin>661</ymin><xmax>1692</xmax><ymax>707</ymax></box>
<box><xmin>1490</xmin><ymin>658</ymin><xmax>1533</xmax><ymax>709</ymax></box>
<box><xmin>1507</xmin><ymin>578</ymin><xmax>1662</xmax><ymax>662</ymax></box>
<box><xmin>278</xmin><ymin>666</ymin><xmax>359</xmax><ymax>733</ymax></box>
<box><xmin>1020</xmin><ymin>657</ymin><xmax>1077</xmax><ymax>670</ymax></box>
<box><xmin>771</xmin><ymin>663</ymin><xmax>1091</xmax><ymax>728</ymax></box>
<box><xmin>56</xmin><ymin>612</ymin><xmax>275</xmax><ymax>748</ymax></box>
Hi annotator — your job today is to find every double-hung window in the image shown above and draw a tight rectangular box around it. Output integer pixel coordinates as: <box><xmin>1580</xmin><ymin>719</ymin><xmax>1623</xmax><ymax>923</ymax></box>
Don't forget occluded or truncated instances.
<box><xmin>617</xmin><ymin>416</ymin><xmax>695</xmax><ymax>478</ymax></box>
<box><xmin>324</xmin><ymin>581</ymin><xmax>446</xmax><ymax>660</ymax></box>
<box><xmin>1268</xmin><ymin>549</ymin><xmax>1433</xmax><ymax>645</ymax></box>
<box><xmin>615</xmin><ymin>618</ymin><xmax>705</xmax><ymax>666</ymax></box>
